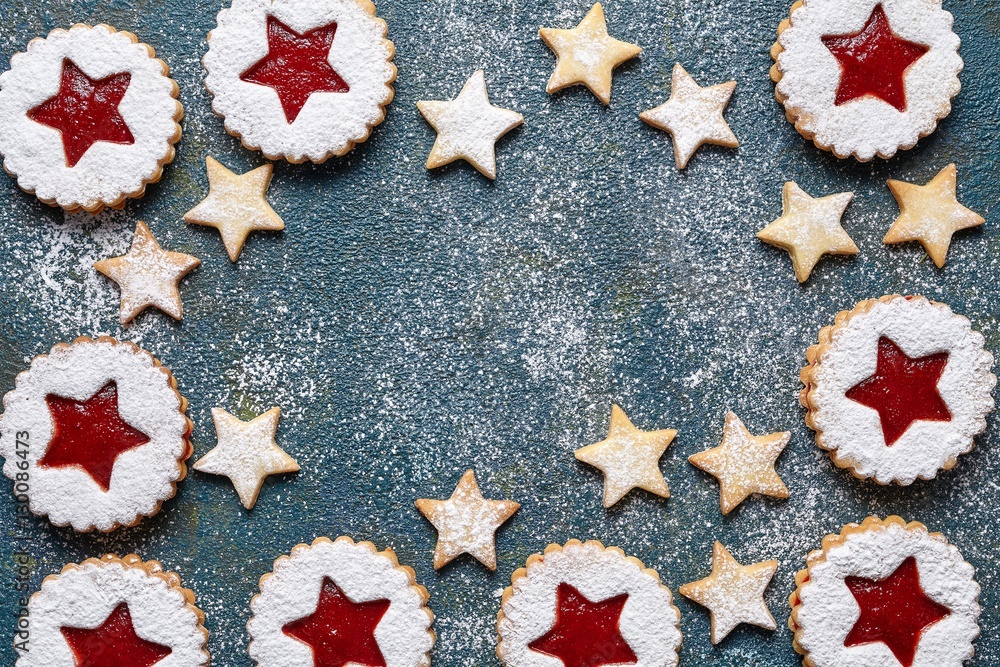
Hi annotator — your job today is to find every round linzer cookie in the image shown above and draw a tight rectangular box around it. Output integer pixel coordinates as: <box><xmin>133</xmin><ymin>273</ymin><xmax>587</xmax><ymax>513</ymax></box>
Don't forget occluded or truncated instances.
<box><xmin>203</xmin><ymin>0</ymin><xmax>396</xmax><ymax>163</ymax></box>
<box><xmin>0</xmin><ymin>337</ymin><xmax>192</xmax><ymax>532</ymax></box>
<box><xmin>17</xmin><ymin>554</ymin><xmax>209</xmax><ymax>667</ymax></box>
<box><xmin>497</xmin><ymin>539</ymin><xmax>682</xmax><ymax>667</ymax></box>
<box><xmin>801</xmin><ymin>295</ymin><xmax>994</xmax><ymax>485</ymax></box>
<box><xmin>248</xmin><ymin>536</ymin><xmax>435</xmax><ymax>667</ymax></box>
<box><xmin>0</xmin><ymin>24</ymin><xmax>183</xmax><ymax>213</ymax></box>
<box><xmin>790</xmin><ymin>516</ymin><xmax>980</xmax><ymax>667</ymax></box>
<box><xmin>770</xmin><ymin>0</ymin><xmax>962</xmax><ymax>161</ymax></box>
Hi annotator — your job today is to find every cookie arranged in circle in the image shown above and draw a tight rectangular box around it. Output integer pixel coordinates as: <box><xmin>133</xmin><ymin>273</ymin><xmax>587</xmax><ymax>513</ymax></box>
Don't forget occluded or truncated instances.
<box><xmin>497</xmin><ymin>539</ymin><xmax>682</xmax><ymax>667</ymax></box>
<box><xmin>770</xmin><ymin>0</ymin><xmax>962</xmax><ymax>161</ymax></box>
<box><xmin>17</xmin><ymin>553</ymin><xmax>209</xmax><ymax>667</ymax></box>
<box><xmin>204</xmin><ymin>0</ymin><xmax>396</xmax><ymax>163</ymax></box>
<box><xmin>0</xmin><ymin>24</ymin><xmax>183</xmax><ymax>213</ymax></box>
<box><xmin>248</xmin><ymin>536</ymin><xmax>435</xmax><ymax>667</ymax></box>
<box><xmin>790</xmin><ymin>516</ymin><xmax>979</xmax><ymax>667</ymax></box>
<box><xmin>0</xmin><ymin>337</ymin><xmax>192</xmax><ymax>532</ymax></box>
<box><xmin>801</xmin><ymin>295</ymin><xmax>994</xmax><ymax>485</ymax></box>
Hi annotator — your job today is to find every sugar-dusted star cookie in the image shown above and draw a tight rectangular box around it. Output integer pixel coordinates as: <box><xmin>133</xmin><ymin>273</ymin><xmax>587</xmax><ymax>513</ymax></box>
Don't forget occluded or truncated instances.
<box><xmin>680</xmin><ymin>541</ymin><xmax>778</xmax><ymax>644</ymax></box>
<box><xmin>94</xmin><ymin>221</ymin><xmax>200</xmax><ymax>325</ymax></box>
<box><xmin>640</xmin><ymin>63</ymin><xmax>738</xmax><ymax>169</ymax></box>
<box><xmin>883</xmin><ymin>164</ymin><xmax>984</xmax><ymax>268</ymax></box>
<box><xmin>538</xmin><ymin>3</ymin><xmax>641</xmax><ymax>105</ymax></box>
<box><xmin>193</xmin><ymin>407</ymin><xmax>298</xmax><ymax>509</ymax></box>
<box><xmin>417</xmin><ymin>70</ymin><xmax>523</xmax><ymax>179</ymax></box>
<box><xmin>757</xmin><ymin>182</ymin><xmax>857</xmax><ymax>282</ymax></box>
<box><xmin>183</xmin><ymin>157</ymin><xmax>284</xmax><ymax>262</ymax></box>
<box><xmin>689</xmin><ymin>412</ymin><xmax>790</xmax><ymax>515</ymax></box>
<box><xmin>415</xmin><ymin>469</ymin><xmax>519</xmax><ymax>570</ymax></box>
<box><xmin>574</xmin><ymin>404</ymin><xmax>676</xmax><ymax>508</ymax></box>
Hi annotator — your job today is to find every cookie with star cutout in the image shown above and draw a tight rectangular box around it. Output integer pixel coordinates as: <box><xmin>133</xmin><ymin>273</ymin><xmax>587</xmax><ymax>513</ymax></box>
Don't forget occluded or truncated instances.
<box><xmin>497</xmin><ymin>540</ymin><xmax>682</xmax><ymax>667</ymax></box>
<box><xmin>801</xmin><ymin>295</ymin><xmax>995</xmax><ymax>485</ymax></box>
<box><xmin>248</xmin><ymin>536</ymin><xmax>435</xmax><ymax>667</ymax></box>
<box><xmin>204</xmin><ymin>0</ymin><xmax>396</xmax><ymax>163</ymax></box>
<box><xmin>770</xmin><ymin>0</ymin><xmax>963</xmax><ymax>161</ymax></box>
<box><xmin>16</xmin><ymin>553</ymin><xmax>209</xmax><ymax>667</ymax></box>
<box><xmin>789</xmin><ymin>516</ymin><xmax>979</xmax><ymax>667</ymax></box>
<box><xmin>0</xmin><ymin>24</ymin><xmax>183</xmax><ymax>213</ymax></box>
<box><xmin>0</xmin><ymin>337</ymin><xmax>193</xmax><ymax>532</ymax></box>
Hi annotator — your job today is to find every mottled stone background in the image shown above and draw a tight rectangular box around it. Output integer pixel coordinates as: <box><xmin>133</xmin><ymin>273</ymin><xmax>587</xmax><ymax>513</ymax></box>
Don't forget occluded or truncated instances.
<box><xmin>0</xmin><ymin>0</ymin><xmax>998</xmax><ymax>665</ymax></box>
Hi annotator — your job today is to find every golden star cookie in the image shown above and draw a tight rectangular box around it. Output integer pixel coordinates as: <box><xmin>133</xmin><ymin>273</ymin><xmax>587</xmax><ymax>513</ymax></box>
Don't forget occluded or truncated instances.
<box><xmin>640</xmin><ymin>63</ymin><xmax>738</xmax><ymax>169</ymax></box>
<box><xmin>193</xmin><ymin>407</ymin><xmax>299</xmax><ymax>509</ymax></box>
<box><xmin>688</xmin><ymin>412</ymin><xmax>790</xmax><ymax>515</ymax></box>
<box><xmin>538</xmin><ymin>3</ymin><xmax>641</xmax><ymax>104</ymax></box>
<box><xmin>184</xmin><ymin>156</ymin><xmax>284</xmax><ymax>261</ymax></box>
<box><xmin>884</xmin><ymin>164</ymin><xmax>984</xmax><ymax>268</ymax></box>
<box><xmin>574</xmin><ymin>404</ymin><xmax>676</xmax><ymax>507</ymax></box>
<box><xmin>757</xmin><ymin>181</ymin><xmax>856</xmax><ymax>282</ymax></box>
<box><xmin>94</xmin><ymin>221</ymin><xmax>200</xmax><ymax>325</ymax></box>
<box><xmin>679</xmin><ymin>542</ymin><xmax>778</xmax><ymax>644</ymax></box>
<box><xmin>415</xmin><ymin>469</ymin><xmax>519</xmax><ymax>570</ymax></box>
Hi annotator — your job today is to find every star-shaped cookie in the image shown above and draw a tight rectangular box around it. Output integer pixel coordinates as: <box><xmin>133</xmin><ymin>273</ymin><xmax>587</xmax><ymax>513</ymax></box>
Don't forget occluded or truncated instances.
<box><xmin>883</xmin><ymin>163</ymin><xmax>984</xmax><ymax>268</ymax></box>
<box><xmin>415</xmin><ymin>469</ymin><xmax>520</xmax><ymax>570</ymax></box>
<box><xmin>539</xmin><ymin>3</ymin><xmax>641</xmax><ymax>104</ymax></box>
<box><xmin>679</xmin><ymin>541</ymin><xmax>778</xmax><ymax>644</ymax></box>
<box><xmin>183</xmin><ymin>157</ymin><xmax>285</xmax><ymax>261</ymax></box>
<box><xmin>417</xmin><ymin>70</ymin><xmax>523</xmax><ymax>179</ymax></box>
<box><xmin>574</xmin><ymin>404</ymin><xmax>676</xmax><ymax>508</ymax></box>
<box><xmin>688</xmin><ymin>412</ymin><xmax>790</xmax><ymax>515</ymax></box>
<box><xmin>94</xmin><ymin>221</ymin><xmax>200</xmax><ymax>325</ymax></box>
<box><xmin>193</xmin><ymin>407</ymin><xmax>299</xmax><ymax>509</ymax></box>
<box><xmin>756</xmin><ymin>182</ymin><xmax>857</xmax><ymax>282</ymax></box>
<box><xmin>640</xmin><ymin>63</ymin><xmax>738</xmax><ymax>169</ymax></box>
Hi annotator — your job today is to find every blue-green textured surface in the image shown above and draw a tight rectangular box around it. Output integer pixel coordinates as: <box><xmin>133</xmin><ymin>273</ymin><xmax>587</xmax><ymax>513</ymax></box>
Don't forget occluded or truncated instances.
<box><xmin>0</xmin><ymin>0</ymin><xmax>998</xmax><ymax>665</ymax></box>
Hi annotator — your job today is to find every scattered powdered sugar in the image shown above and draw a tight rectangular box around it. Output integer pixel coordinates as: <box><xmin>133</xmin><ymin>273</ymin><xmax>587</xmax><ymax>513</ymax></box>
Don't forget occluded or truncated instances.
<box><xmin>796</xmin><ymin>520</ymin><xmax>979</xmax><ymax>666</ymax></box>
<box><xmin>776</xmin><ymin>0</ymin><xmax>962</xmax><ymax>161</ymax></box>
<box><xmin>810</xmin><ymin>296</ymin><xmax>995</xmax><ymax>484</ymax></box>
<box><xmin>498</xmin><ymin>541</ymin><xmax>682</xmax><ymax>667</ymax></box>
<box><xmin>204</xmin><ymin>0</ymin><xmax>396</xmax><ymax>162</ymax></box>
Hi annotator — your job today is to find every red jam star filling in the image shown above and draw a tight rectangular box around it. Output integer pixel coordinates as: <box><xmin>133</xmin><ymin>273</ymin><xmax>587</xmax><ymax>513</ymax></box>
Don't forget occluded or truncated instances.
<box><xmin>821</xmin><ymin>5</ymin><xmax>929</xmax><ymax>112</ymax></box>
<box><xmin>528</xmin><ymin>583</ymin><xmax>637</xmax><ymax>667</ymax></box>
<box><xmin>61</xmin><ymin>602</ymin><xmax>172</xmax><ymax>667</ymax></box>
<box><xmin>241</xmin><ymin>16</ymin><xmax>349</xmax><ymax>124</ymax></box>
<box><xmin>282</xmin><ymin>577</ymin><xmax>391</xmax><ymax>667</ymax></box>
<box><xmin>38</xmin><ymin>381</ymin><xmax>151</xmax><ymax>492</ymax></box>
<box><xmin>845</xmin><ymin>337</ymin><xmax>950</xmax><ymax>446</ymax></box>
<box><xmin>28</xmin><ymin>59</ymin><xmax>135</xmax><ymax>167</ymax></box>
<box><xmin>845</xmin><ymin>557</ymin><xmax>950</xmax><ymax>667</ymax></box>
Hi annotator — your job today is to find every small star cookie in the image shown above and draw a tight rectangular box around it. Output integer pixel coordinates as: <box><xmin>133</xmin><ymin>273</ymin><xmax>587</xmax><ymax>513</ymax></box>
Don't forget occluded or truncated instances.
<box><xmin>883</xmin><ymin>164</ymin><xmax>984</xmax><ymax>268</ymax></box>
<box><xmin>689</xmin><ymin>412</ymin><xmax>790</xmax><ymax>515</ymax></box>
<box><xmin>183</xmin><ymin>157</ymin><xmax>284</xmax><ymax>261</ymax></box>
<box><xmin>574</xmin><ymin>404</ymin><xmax>676</xmax><ymax>508</ymax></box>
<box><xmin>757</xmin><ymin>182</ymin><xmax>857</xmax><ymax>282</ymax></box>
<box><xmin>415</xmin><ymin>469</ymin><xmax>520</xmax><ymax>570</ymax></box>
<box><xmin>94</xmin><ymin>221</ymin><xmax>200</xmax><ymax>325</ymax></box>
<box><xmin>679</xmin><ymin>541</ymin><xmax>778</xmax><ymax>644</ymax></box>
<box><xmin>417</xmin><ymin>70</ymin><xmax>523</xmax><ymax>180</ymax></box>
<box><xmin>538</xmin><ymin>3</ymin><xmax>641</xmax><ymax>105</ymax></box>
<box><xmin>640</xmin><ymin>63</ymin><xmax>738</xmax><ymax>169</ymax></box>
<box><xmin>193</xmin><ymin>407</ymin><xmax>299</xmax><ymax>509</ymax></box>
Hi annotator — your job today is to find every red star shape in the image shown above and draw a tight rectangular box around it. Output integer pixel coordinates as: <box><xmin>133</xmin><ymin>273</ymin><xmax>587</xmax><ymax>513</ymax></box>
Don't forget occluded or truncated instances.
<box><xmin>528</xmin><ymin>583</ymin><xmax>637</xmax><ymax>667</ymax></box>
<box><xmin>845</xmin><ymin>336</ymin><xmax>951</xmax><ymax>446</ymax></box>
<box><xmin>240</xmin><ymin>17</ymin><xmax>350</xmax><ymax>124</ymax></box>
<box><xmin>28</xmin><ymin>59</ymin><xmax>135</xmax><ymax>167</ymax></box>
<box><xmin>61</xmin><ymin>602</ymin><xmax>172</xmax><ymax>667</ymax></box>
<box><xmin>845</xmin><ymin>557</ymin><xmax>950</xmax><ymax>667</ymax></box>
<box><xmin>821</xmin><ymin>5</ymin><xmax>929</xmax><ymax>112</ymax></box>
<box><xmin>38</xmin><ymin>381</ymin><xmax>151</xmax><ymax>492</ymax></box>
<box><xmin>282</xmin><ymin>577</ymin><xmax>391</xmax><ymax>667</ymax></box>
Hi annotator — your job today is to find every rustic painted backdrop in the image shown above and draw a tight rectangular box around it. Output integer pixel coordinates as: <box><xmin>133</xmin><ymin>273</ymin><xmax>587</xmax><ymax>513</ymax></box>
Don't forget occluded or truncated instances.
<box><xmin>1</xmin><ymin>0</ymin><xmax>998</xmax><ymax>665</ymax></box>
